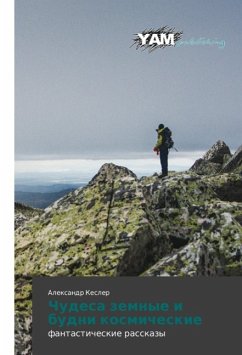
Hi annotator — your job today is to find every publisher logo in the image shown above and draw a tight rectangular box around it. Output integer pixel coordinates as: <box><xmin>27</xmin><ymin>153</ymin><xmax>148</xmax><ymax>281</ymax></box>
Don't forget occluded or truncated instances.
<box><xmin>132</xmin><ymin>26</ymin><xmax>225</xmax><ymax>52</ymax></box>
<box><xmin>132</xmin><ymin>26</ymin><xmax>183</xmax><ymax>52</ymax></box>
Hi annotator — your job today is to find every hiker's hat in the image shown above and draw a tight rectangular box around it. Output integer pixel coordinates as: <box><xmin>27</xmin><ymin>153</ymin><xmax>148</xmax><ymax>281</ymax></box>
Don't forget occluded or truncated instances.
<box><xmin>156</xmin><ymin>123</ymin><xmax>164</xmax><ymax>131</ymax></box>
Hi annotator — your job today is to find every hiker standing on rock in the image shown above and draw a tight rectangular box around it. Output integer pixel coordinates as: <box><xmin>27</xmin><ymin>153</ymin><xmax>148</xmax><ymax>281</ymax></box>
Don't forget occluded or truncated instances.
<box><xmin>153</xmin><ymin>123</ymin><xmax>174</xmax><ymax>178</ymax></box>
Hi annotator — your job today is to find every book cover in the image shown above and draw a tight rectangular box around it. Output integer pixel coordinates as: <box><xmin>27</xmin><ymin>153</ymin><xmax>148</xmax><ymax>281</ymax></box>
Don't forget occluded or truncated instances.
<box><xmin>15</xmin><ymin>1</ymin><xmax>242</xmax><ymax>354</ymax></box>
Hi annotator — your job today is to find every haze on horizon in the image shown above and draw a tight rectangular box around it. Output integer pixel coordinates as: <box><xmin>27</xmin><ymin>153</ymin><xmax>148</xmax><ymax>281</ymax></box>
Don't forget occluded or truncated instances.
<box><xmin>14</xmin><ymin>151</ymin><xmax>204</xmax><ymax>185</ymax></box>
<box><xmin>15</xmin><ymin>0</ymin><xmax>242</xmax><ymax>160</ymax></box>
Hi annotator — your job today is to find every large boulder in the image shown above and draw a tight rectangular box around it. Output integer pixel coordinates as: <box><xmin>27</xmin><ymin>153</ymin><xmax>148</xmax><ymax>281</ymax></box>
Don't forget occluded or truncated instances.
<box><xmin>190</xmin><ymin>140</ymin><xmax>232</xmax><ymax>175</ymax></box>
<box><xmin>202</xmin><ymin>140</ymin><xmax>231</xmax><ymax>164</ymax></box>
<box><xmin>189</xmin><ymin>158</ymin><xmax>221</xmax><ymax>175</ymax></box>
<box><xmin>222</xmin><ymin>145</ymin><xmax>242</xmax><ymax>173</ymax></box>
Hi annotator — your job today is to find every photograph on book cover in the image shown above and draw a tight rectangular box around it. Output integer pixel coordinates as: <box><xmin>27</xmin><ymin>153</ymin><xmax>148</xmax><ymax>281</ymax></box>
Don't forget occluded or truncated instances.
<box><xmin>15</xmin><ymin>0</ymin><xmax>242</xmax><ymax>354</ymax></box>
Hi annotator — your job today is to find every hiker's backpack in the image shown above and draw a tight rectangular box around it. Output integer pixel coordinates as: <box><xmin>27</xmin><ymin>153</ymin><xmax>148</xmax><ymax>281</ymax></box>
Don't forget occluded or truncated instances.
<box><xmin>163</xmin><ymin>127</ymin><xmax>174</xmax><ymax>149</ymax></box>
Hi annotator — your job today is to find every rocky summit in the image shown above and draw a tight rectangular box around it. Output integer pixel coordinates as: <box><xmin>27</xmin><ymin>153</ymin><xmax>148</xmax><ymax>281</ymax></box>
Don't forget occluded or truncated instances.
<box><xmin>222</xmin><ymin>145</ymin><xmax>242</xmax><ymax>173</ymax></box>
<box><xmin>15</xmin><ymin>142</ymin><xmax>242</xmax><ymax>354</ymax></box>
<box><xmin>190</xmin><ymin>140</ymin><xmax>232</xmax><ymax>175</ymax></box>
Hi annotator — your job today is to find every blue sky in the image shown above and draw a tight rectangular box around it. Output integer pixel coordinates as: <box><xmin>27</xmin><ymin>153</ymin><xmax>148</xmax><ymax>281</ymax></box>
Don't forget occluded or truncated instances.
<box><xmin>15</xmin><ymin>0</ymin><xmax>242</xmax><ymax>158</ymax></box>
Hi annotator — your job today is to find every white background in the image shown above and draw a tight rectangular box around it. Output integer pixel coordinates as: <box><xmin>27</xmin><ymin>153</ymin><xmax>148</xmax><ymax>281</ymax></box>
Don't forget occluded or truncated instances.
<box><xmin>0</xmin><ymin>0</ymin><xmax>14</xmax><ymax>353</ymax></box>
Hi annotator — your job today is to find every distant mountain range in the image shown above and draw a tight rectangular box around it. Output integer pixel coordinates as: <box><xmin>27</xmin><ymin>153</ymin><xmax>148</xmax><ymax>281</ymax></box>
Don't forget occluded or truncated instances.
<box><xmin>15</xmin><ymin>183</ymin><xmax>85</xmax><ymax>208</ymax></box>
<box><xmin>15</xmin><ymin>183</ymin><xmax>82</xmax><ymax>193</ymax></box>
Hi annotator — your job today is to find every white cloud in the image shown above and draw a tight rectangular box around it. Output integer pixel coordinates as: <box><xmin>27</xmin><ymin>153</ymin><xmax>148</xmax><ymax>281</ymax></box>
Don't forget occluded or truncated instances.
<box><xmin>15</xmin><ymin>151</ymin><xmax>204</xmax><ymax>184</ymax></box>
